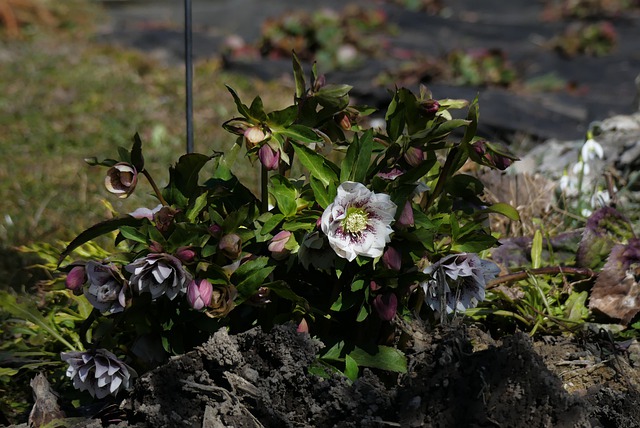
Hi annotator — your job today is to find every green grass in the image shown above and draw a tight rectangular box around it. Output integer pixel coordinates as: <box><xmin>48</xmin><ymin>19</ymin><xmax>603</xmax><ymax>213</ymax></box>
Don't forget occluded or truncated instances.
<box><xmin>0</xmin><ymin>27</ymin><xmax>292</xmax><ymax>248</ymax></box>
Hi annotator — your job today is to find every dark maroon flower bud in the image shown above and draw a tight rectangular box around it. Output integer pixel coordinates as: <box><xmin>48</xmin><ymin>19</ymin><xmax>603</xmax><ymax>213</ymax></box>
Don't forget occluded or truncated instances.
<box><xmin>313</xmin><ymin>74</ymin><xmax>326</xmax><ymax>92</ymax></box>
<box><xmin>219</xmin><ymin>234</ymin><xmax>242</xmax><ymax>260</ymax></box>
<box><xmin>258</xmin><ymin>144</ymin><xmax>280</xmax><ymax>171</ymax></box>
<box><xmin>208</xmin><ymin>224</ymin><xmax>223</xmax><ymax>238</ymax></box>
<box><xmin>382</xmin><ymin>247</ymin><xmax>402</xmax><ymax>271</ymax></box>
<box><xmin>175</xmin><ymin>246</ymin><xmax>196</xmax><ymax>263</ymax></box>
<box><xmin>397</xmin><ymin>200</ymin><xmax>414</xmax><ymax>228</ymax></box>
<box><xmin>470</xmin><ymin>140</ymin><xmax>518</xmax><ymax>171</ymax></box>
<box><xmin>65</xmin><ymin>265</ymin><xmax>87</xmax><ymax>292</ymax></box>
<box><xmin>154</xmin><ymin>206</ymin><xmax>178</xmax><ymax>233</ymax></box>
<box><xmin>105</xmin><ymin>163</ymin><xmax>138</xmax><ymax>198</ymax></box>
<box><xmin>369</xmin><ymin>280</ymin><xmax>382</xmax><ymax>291</ymax></box>
<box><xmin>148</xmin><ymin>241</ymin><xmax>164</xmax><ymax>253</ymax></box>
<box><xmin>418</xmin><ymin>99</ymin><xmax>440</xmax><ymax>118</ymax></box>
<box><xmin>372</xmin><ymin>293</ymin><xmax>398</xmax><ymax>321</ymax></box>
<box><xmin>336</xmin><ymin>112</ymin><xmax>352</xmax><ymax>131</ymax></box>
<box><xmin>404</xmin><ymin>147</ymin><xmax>424</xmax><ymax>167</ymax></box>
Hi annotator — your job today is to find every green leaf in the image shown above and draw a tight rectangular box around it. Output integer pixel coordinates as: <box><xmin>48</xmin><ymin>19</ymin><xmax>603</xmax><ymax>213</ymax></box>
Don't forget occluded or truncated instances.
<box><xmin>531</xmin><ymin>229</ymin><xmax>543</xmax><ymax>269</ymax></box>
<box><xmin>0</xmin><ymin>291</ymin><xmax>76</xmax><ymax>351</ymax></box>
<box><xmin>225</xmin><ymin>85</ymin><xmax>252</xmax><ymax>118</ymax></box>
<box><xmin>278</xmin><ymin>124</ymin><xmax>321</xmax><ymax>144</ymax></box>
<box><xmin>291</xmin><ymin>142</ymin><xmax>338</xmax><ymax>187</ymax></box>
<box><xmin>260</xmin><ymin>213</ymin><xmax>285</xmax><ymax>236</ymax></box>
<box><xmin>163</xmin><ymin>153</ymin><xmax>211</xmax><ymax>206</ymax></box>
<box><xmin>292</xmin><ymin>52</ymin><xmax>306</xmax><ymax>100</ymax></box>
<box><xmin>461</xmin><ymin>96</ymin><xmax>479</xmax><ymax>146</ymax></box>
<box><xmin>186</xmin><ymin>192</ymin><xmax>209</xmax><ymax>223</ymax></box>
<box><xmin>353</xmin><ymin>130</ymin><xmax>373</xmax><ymax>183</ymax></box>
<box><xmin>118</xmin><ymin>225</ymin><xmax>148</xmax><ymax>244</ymax></box>
<box><xmin>385</xmin><ymin>90</ymin><xmax>406</xmax><ymax>142</ymax></box>
<box><xmin>130</xmin><ymin>132</ymin><xmax>145</xmax><ymax>171</ymax></box>
<box><xmin>270</xmin><ymin>175</ymin><xmax>298</xmax><ymax>218</ymax></box>
<box><xmin>356</xmin><ymin>304</ymin><xmax>368</xmax><ymax>322</ymax></box>
<box><xmin>482</xmin><ymin>203</ymin><xmax>520</xmax><ymax>221</ymax></box>
<box><xmin>232</xmin><ymin>257</ymin><xmax>275</xmax><ymax>303</ymax></box>
<box><xmin>309</xmin><ymin>176</ymin><xmax>331</xmax><ymax>209</ymax></box>
<box><xmin>344</xmin><ymin>354</ymin><xmax>359</xmax><ymax>381</ymax></box>
<box><xmin>59</xmin><ymin>216</ymin><xmax>144</xmax><ymax>265</ymax></box>
<box><xmin>348</xmin><ymin>345</ymin><xmax>407</xmax><ymax>373</ymax></box>
<box><xmin>268</xmin><ymin>105</ymin><xmax>297</xmax><ymax>127</ymax></box>
<box><xmin>564</xmin><ymin>291</ymin><xmax>588</xmax><ymax>322</ymax></box>
<box><xmin>266</xmin><ymin>280</ymin><xmax>309</xmax><ymax>308</ymax></box>
<box><xmin>249</xmin><ymin>96</ymin><xmax>268</xmax><ymax>122</ymax></box>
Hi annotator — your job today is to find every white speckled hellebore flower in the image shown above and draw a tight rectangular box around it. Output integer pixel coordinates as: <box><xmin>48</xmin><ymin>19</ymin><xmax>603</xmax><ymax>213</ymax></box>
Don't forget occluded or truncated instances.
<box><xmin>125</xmin><ymin>253</ymin><xmax>192</xmax><ymax>300</ymax></box>
<box><xmin>84</xmin><ymin>261</ymin><xmax>127</xmax><ymax>314</ymax></box>
<box><xmin>61</xmin><ymin>349</ymin><xmax>137</xmax><ymax>399</ymax></box>
<box><xmin>421</xmin><ymin>253</ymin><xmax>500</xmax><ymax>315</ymax></box>
<box><xmin>321</xmin><ymin>182</ymin><xmax>397</xmax><ymax>262</ymax></box>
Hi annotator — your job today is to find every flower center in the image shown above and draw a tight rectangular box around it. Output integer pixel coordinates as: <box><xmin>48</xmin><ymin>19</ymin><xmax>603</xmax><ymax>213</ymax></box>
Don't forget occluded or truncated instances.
<box><xmin>342</xmin><ymin>207</ymin><xmax>369</xmax><ymax>234</ymax></box>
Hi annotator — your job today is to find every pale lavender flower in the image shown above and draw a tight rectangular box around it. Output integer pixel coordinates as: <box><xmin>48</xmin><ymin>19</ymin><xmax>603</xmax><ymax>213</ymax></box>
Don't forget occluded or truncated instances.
<box><xmin>128</xmin><ymin>204</ymin><xmax>163</xmax><ymax>220</ymax></box>
<box><xmin>84</xmin><ymin>261</ymin><xmax>127</xmax><ymax>314</ymax></box>
<box><xmin>321</xmin><ymin>182</ymin><xmax>397</xmax><ymax>261</ymax></box>
<box><xmin>61</xmin><ymin>349</ymin><xmax>137</xmax><ymax>399</ymax></box>
<box><xmin>125</xmin><ymin>253</ymin><xmax>191</xmax><ymax>300</ymax></box>
<box><xmin>421</xmin><ymin>253</ymin><xmax>500</xmax><ymax>315</ymax></box>
<box><xmin>187</xmin><ymin>279</ymin><xmax>213</xmax><ymax>311</ymax></box>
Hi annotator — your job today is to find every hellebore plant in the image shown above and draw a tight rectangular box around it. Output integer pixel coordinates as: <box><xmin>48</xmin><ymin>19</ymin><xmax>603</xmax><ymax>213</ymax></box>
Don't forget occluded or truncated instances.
<box><xmin>57</xmin><ymin>54</ymin><xmax>519</xmax><ymax>398</ymax></box>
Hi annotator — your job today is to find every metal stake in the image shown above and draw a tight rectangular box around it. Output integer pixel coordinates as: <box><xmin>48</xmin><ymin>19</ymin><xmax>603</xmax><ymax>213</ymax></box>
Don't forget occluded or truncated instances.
<box><xmin>184</xmin><ymin>0</ymin><xmax>194</xmax><ymax>153</ymax></box>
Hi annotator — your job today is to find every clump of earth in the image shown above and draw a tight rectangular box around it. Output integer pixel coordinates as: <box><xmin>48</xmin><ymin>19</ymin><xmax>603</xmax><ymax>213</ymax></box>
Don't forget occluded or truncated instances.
<box><xmin>38</xmin><ymin>321</ymin><xmax>638</xmax><ymax>428</ymax></box>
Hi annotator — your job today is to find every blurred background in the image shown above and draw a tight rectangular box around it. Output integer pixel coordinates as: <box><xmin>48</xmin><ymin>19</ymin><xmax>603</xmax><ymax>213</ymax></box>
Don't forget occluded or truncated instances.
<box><xmin>1</xmin><ymin>0</ymin><xmax>640</xmax><ymax>284</ymax></box>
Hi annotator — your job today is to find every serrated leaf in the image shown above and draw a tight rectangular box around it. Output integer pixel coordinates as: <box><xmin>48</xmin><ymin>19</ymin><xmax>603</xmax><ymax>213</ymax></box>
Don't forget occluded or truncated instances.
<box><xmin>291</xmin><ymin>142</ymin><xmax>338</xmax><ymax>187</ymax></box>
<box><xmin>225</xmin><ymin>85</ymin><xmax>252</xmax><ymax>118</ymax></box>
<box><xmin>186</xmin><ymin>192</ymin><xmax>209</xmax><ymax>223</ymax></box>
<box><xmin>278</xmin><ymin>125</ymin><xmax>321</xmax><ymax>144</ymax></box>
<box><xmin>270</xmin><ymin>175</ymin><xmax>298</xmax><ymax>218</ymax></box>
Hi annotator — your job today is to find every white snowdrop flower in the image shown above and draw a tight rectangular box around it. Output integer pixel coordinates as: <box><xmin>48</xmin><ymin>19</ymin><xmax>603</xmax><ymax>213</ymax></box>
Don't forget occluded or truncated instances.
<box><xmin>572</xmin><ymin>161</ymin><xmax>590</xmax><ymax>176</ymax></box>
<box><xmin>581</xmin><ymin>208</ymin><xmax>593</xmax><ymax>217</ymax></box>
<box><xmin>581</xmin><ymin>138</ymin><xmax>604</xmax><ymax>162</ymax></box>
<box><xmin>321</xmin><ymin>182</ymin><xmax>397</xmax><ymax>262</ymax></box>
<box><xmin>558</xmin><ymin>174</ymin><xmax>578</xmax><ymax>196</ymax></box>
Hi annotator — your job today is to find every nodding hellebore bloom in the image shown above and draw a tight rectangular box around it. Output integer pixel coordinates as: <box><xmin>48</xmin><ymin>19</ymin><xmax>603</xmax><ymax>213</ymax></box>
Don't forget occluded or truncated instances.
<box><xmin>125</xmin><ymin>253</ymin><xmax>192</xmax><ymax>300</ymax></box>
<box><xmin>186</xmin><ymin>279</ymin><xmax>213</xmax><ymax>311</ymax></box>
<box><xmin>321</xmin><ymin>182</ymin><xmax>397</xmax><ymax>261</ymax></box>
<box><xmin>421</xmin><ymin>253</ymin><xmax>500</xmax><ymax>315</ymax></box>
<box><xmin>104</xmin><ymin>162</ymin><xmax>138</xmax><ymax>198</ymax></box>
<box><xmin>84</xmin><ymin>261</ymin><xmax>127</xmax><ymax>314</ymax></box>
<box><xmin>61</xmin><ymin>349</ymin><xmax>137</xmax><ymax>399</ymax></box>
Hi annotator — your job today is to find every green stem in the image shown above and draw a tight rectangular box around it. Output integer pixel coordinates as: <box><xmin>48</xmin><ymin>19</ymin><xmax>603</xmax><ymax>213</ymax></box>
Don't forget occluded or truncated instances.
<box><xmin>421</xmin><ymin>145</ymin><xmax>460</xmax><ymax>212</ymax></box>
<box><xmin>142</xmin><ymin>170</ymin><xmax>169</xmax><ymax>206</ymax></box>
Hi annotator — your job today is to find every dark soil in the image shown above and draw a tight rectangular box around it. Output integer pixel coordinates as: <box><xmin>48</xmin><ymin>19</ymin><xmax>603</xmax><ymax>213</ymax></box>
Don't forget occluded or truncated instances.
<box><xmin>39</xmin><ymin>322</ymin><xmax>636</xmax><ymax>428</ymax></box>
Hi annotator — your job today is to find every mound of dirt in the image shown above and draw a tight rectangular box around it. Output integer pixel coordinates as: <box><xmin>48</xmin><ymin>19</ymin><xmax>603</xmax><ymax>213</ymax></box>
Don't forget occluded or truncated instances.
<box><xmin>99</xmin><ymin>322</ymin><xmax>640</xmax><ymax>427</ymax></box>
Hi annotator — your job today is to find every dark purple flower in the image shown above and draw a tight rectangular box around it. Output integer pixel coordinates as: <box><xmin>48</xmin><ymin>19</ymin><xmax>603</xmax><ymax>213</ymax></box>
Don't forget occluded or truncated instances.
<box><xmin>84</xmin><ymin>262</ymin><xmax>126</xmax><ymax>314</ymax></box>
<box><xmin>397</xmin><ymin>200</ymin><xmax>414</xmax><ymax>228</ymax></box>
<box><xmin>125</xmin><ymin>253</ymin><xmax>191</xmax><ymax>300</ymax></box>
<box><xmin>372</xmin><ymin>293</ymin><xmax>398</xmax><ymax>321</ymax></box>
<box><xmin>382</xmin><ymin>247</ymin><xmax>402</xmax><ymax>271</ymax></box>
<box><xmin>61</xmin><ymin>349</ymin><xmax>137</xmax><ymax>399</ymax></box>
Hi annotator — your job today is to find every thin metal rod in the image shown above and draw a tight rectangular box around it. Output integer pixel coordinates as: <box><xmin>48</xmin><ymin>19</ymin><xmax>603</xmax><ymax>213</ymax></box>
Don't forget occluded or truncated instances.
<box><xmin>184</xmin><ymin>0</ymin><xmax>194</xmax><ymax>153</ymax></box>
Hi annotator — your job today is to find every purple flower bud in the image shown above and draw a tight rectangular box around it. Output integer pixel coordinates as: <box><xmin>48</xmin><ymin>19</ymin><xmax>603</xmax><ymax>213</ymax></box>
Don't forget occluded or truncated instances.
<box><xmin>175</xmin><ymin>246</ymin><xmax>196</xmax><ymax>263</ymax></box>
<box><xmin>244</xmin><ymin>126</ymin><xmax>267</xmax><ymax>150</ymax></box>
<box><xmin>65</xmin><ymin>265</ymin><xmax>86</xmax><ymax>292</ymax></box>
<box><xmin>382</xmin><ymin>247</ymin><xmax>402</xmax><ymax>271</ymax></box>
<box><xmin>336</xmin><ymin>113</ymin><xmax>352</xmax><ymax>131</ymax></box>
<box><xmin>187</xmin><ymin>279</ymin><xmax>213</xmax><ymax>311</ymax></box>
<box><xmin>372</xmin><ymin>293</ymin><xmax>398</xmax><ymax>321</ymax></box>
<box><xmin>105</xmin><ymin>163</ymin><xmax>138</xmax><ymax>198</ymax></box>
<box><xmin>471</xmin><ymin>140</ymin><xmax>517</xmax><ymax>171</ymax></box>
<box><xmin>219</xmin><ymin>234</ymin><xmax>242</xmax><ymax>260</ymax></box>
<box><xmin>397</xmin><ymin>200</ymin><xmax>414</xmax><ymax>228</ymax></box>
<box><xmin>370</xmin><ymin>280</ymin><xmax>382</xmax><ymax>291</ymax></box>
<box><xmin>419</xmin><ymin>99</ymin><xmax>440</xmax><ymax>117</ymax></box>
<box><xmin>209</xmin><ymin>224</ymin><xmax>223</xmax><ymax>238</ymax></box>
<box><xmin>258</xmin><ymin>144</ymin><xmax>280</xmax><ymax>171</ymax></box>
<box><xmin>148</xmin><ymin>241</ymin><xmax>164</xmax><ymax>253</ymax></box>
<box><xmin>268</xmin><ymin>230</ymin><xmax>292</xmax><ymax>260</ymax></box>
<box><xmin>404</xmin><ymin>147</ymin><xmax>424</xmax><ymax>168</ymax></box>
